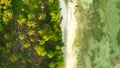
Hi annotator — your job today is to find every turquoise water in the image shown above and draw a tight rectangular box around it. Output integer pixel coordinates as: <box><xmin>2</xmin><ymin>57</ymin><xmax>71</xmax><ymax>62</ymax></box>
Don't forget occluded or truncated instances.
<box><xmin>60</xmin><ymin>0</ymin><xmax>120</xmax><ymax>68</ymax></box>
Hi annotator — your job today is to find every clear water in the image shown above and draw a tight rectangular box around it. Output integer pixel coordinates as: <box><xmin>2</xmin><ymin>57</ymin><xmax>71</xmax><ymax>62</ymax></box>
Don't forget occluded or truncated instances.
<box><xmin>59</xmin><ymin>0</ymin><xmax>120</xmax><ymax>68</ymax></box>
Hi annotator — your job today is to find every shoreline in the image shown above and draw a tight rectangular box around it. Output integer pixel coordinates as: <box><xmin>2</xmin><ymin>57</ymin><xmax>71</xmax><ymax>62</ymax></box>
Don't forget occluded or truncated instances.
<box><xmin>59</xmin><ymin>0</ymin><xmax>78</xmax><ymax>68</ymax></box>
<box><xmin>65</xmin><ymin>2</ymin><xmax>77</xmax><ymax>68</ymax></box>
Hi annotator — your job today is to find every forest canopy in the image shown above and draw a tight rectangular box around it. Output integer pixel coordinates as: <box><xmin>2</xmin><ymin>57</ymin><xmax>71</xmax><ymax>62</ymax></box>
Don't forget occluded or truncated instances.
<box><xmin>0</xmin><ymin>0</ymin><xmax>64</xmax><ymax>68</ymax></box>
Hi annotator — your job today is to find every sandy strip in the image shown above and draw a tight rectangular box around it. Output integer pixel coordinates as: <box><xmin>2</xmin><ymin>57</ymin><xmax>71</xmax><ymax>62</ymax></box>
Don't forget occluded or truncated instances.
<box><xmin>65</xmin><ymin>2</ymin><xmax>77</xmax><ymax>68</ymax></box>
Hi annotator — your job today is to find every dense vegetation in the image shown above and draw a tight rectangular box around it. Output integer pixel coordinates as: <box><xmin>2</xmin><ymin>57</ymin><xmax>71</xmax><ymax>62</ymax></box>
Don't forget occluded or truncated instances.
<box><xmin>0</xmin><ymin>0</ymin><xmax>64</xmax><ymax>68</ymax></box>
